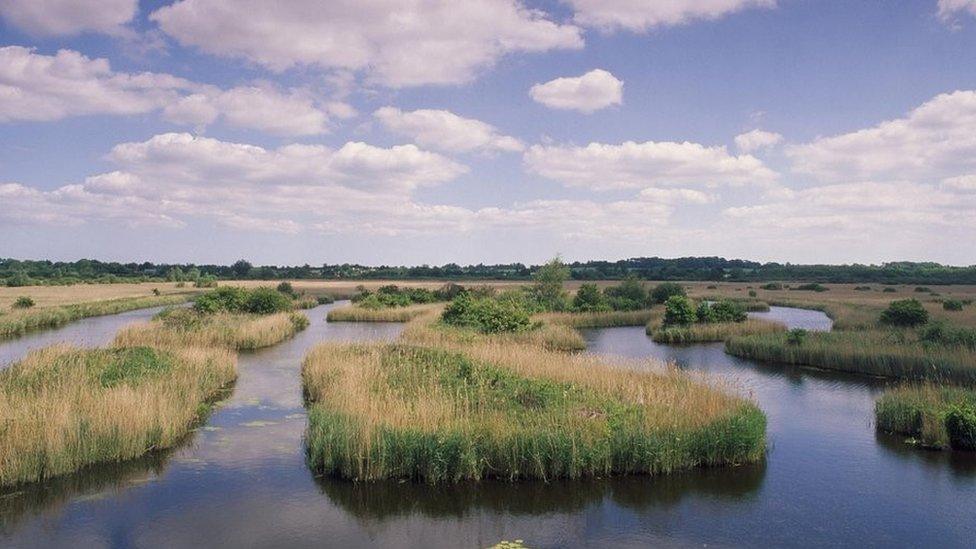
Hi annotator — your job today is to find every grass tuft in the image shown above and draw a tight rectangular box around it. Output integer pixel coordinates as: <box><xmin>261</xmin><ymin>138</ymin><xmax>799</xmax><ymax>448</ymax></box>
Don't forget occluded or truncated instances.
<box><xmin>650</xmin><ymin>319</ymin><xmax>785</xmax><ymax>344</ymax></box>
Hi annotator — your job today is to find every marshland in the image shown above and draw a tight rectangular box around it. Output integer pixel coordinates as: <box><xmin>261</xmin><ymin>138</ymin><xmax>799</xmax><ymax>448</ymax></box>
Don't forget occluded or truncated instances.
<box><xmin>1</xmin><ymin>259</ymin><xmax>975</xmax><ymax>547</ymax></box>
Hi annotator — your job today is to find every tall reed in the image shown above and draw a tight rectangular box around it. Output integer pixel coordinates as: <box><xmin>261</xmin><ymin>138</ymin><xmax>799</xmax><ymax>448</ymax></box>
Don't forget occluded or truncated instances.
<box><xmin>327</xmin><ymin>303</ymin><xmax>441</xmax><ymax>323</ymax></box>
<box><xmin>0</xmin><ymin>344</ymin><xmax>236</xmax><ymax>486</ymax></box>
<box><xmin>875</xmin><ymin>383</ymin><xmax>976</xmax><ymax>450</ymax></box>
<box><xmin>114</xmin><ymin>312</ymin><xmax>309</xmax><ymax>350</ymax></box>
<box><xmin>651</xmin><ymin>319</ymin><xmax>785</xmax><ymax>344</ymax></box>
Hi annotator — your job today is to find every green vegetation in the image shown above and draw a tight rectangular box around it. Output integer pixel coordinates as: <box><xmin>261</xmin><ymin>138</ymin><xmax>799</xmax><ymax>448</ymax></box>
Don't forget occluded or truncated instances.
<box><xmin>352</xmin><ymin>284</ymin><xmax>440</xmax><ymax>309</ymax></box>
<box><xmin>651</xmin><ymin>282</ymin><xmax>687</xmax><ymax>304</ymax></box>
<box><xmin>662</xmin><ymin>295</ymin><xmax>697</xmax><ymax>326</ymax></box>
<box><xmin>327</xmin><ymin>303</ymin><xmax>439</xmax><ymax>323</ymax></box>
<box><xmin>303</xmin><ymin>342</ymin><xmax>765</xmax><ymax>483</ymax></box>
<box><xmin>193</xmin><ymin>286</ymin><xmax>296</xmax><ymax>315</ymax></box>
<box><xmin>726</xmin><ymin>330</ymin><xmax>976</xmax><ymax>383</ymax></box>
<box><xmin>540</xmin><ymin>309</ymin><xmax>659</xmax><ymax>329</ymax></box>
<box><xmin>943</xmin><ymin>299</ymin><xmax>964</xmax><ymax>311</ymax></box>
<box><xmin>652</xmin><ymin>319</ymin><xmax>784</xmax><ymax>344</ymax></box>
<box><xmin>876</xmin><ymin>384</ymin><xmax>976</xmax><ymax>451</ymax></box>
<box><xmin>13</xmin><ymin>296</ymin><xmax>34</xmax><ymax>309</ymax></box>
<box><xmin>792</xmin><ymin>283</ymin><xmax>828</xmax><ymax>292</ymax></box>
<box><xmin>572</xmin><ymin>282</ymin><xmax>609</xmax><ymax>312</ymax></box>
<box><xmin>116</xmin><ymin>307</ymin><xmax>309</xmax><ymax>351</ymax></box>
<box><xmin>880</xmin><ymin>299</ymin><xmax>929</xmax><ymax>327</ymax></box>
<box><xmin>0</xmin><ymin>294</ymin><xmax>190</xmax><ymax>340</ymax></box>
<box><xmin>441</xmin><ymin>293</ymin><xmax>533</xmax><ymax>334</ymax></box>
<box><xmin>527</xmin><ymin>256</ymin><xmax>571</xmax><ymax>312</ymax></box>
<box><xmin>0</xmin><ymin>343</ymin><xmax>236</xmax><ymax>486</ymax></box>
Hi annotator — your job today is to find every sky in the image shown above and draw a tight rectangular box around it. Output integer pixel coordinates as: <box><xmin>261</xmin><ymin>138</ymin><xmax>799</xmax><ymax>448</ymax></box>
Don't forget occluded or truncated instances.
<box><xmin>1</xmin><ymin>0</ymin><xmax>975</xmax><ymax>267</ymax></box>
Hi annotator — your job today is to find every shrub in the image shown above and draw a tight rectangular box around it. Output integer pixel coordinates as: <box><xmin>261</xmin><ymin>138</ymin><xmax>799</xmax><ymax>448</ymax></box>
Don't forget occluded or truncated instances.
<box><xmin>572</xmin><ymin>283</ymin><xmax>610</xmax><ymax>312</ymax></box>
<box><xmin>194</xmin><ymin>275</ymin><xmax>217</xmax><ymax>288</ymax></box>
<box><xmin>13</xmin><ymin>296</ymin><xmax>35</xmax><ymax>309</ymax></box>
<box><xmin>434</xmin><ymin>283</ymin><xmax>466</xmax><ymax>301</ymax></box>
<box><xmin>855</xmin><ymin>286</ymin><xmax>871</xmax><ymax>291</ymax></box>
<box><xmin>748</xmin><ymin>290</ymin><xmax>757</xmax><ymax>298</ymax></box>
<box><xmin>603</xmin><ymin>275</ymin><xmax>649</xmax><ymax>311</ymax></box>
<box><xmin>528</xmin><ymin>256</ymin><xmax>570</xmax><ymax>312</ymax></box>
<box><xmin>883</xmin><ymin>287</ymin><xmax>897</xmax><ymax>293</ymax></box>
<box><xmin>920</xmin><ymin>321</ymin><xmax>976</xmax><ymax>350</ymax></box>
<box><xmin>945</xmin><ymin>404</ymin><xmax>976</xmax><ymax>451</ymax></box>
<box><xmin>441</xmin><ymin>293</ymin><xmax>533</xmax><ymax>333</ymax></box>
<box><xmin>879</xmin><ymin>299</ymin><xmax>929</xmax><ymax>327</ymax></box>
<box><xmin>276</xmin><ymin>281</ymin><xmax>298</xmax><ymax>298</ymax></box>
<box><xmin>243</xmin><ymin>287</ymin><xmax>294</xmax><ymax>314</ymax></box>
<box><xmin>194</xmin><ymin>286</ymin><xmax>248</xmax><ymax>314</ymax></box>
<box><xmin>695</xmin><ymin>301</ymin><xmax>715</xmax><ymax>323</ymax></box>
<box><xmin>651</xmin><ymin>282</ymin><xmax>686</xmax><ymax>304</ymax></box>
<box><xmin>760</xmin><ymin>282</ymin><xmax>783</xmax><ymax>291</ymax></box>
<box><xmin>706</xmin><ymin>285</ymin><xmax>718</xmax><ymax>289</ymax></box>
<box><xmin>152</xmin><ymin>288</ymin><xmax>161</xmax><ymax>296</ymax></box>
<box><xmin>943</xmin><ymin>299</ymin><xmax>964</xmax><ymax>311</ymax></box>
<box><xmin>792</xmin><ymin>283</ymin><xmax>828</xmax><ymax>292</ymax></box>
<box><xmin>316</xmin><ymin>295</ymin><xmax>335</xmax><ymax>305</ymax></box>
<box><xmin>709</xmin><ymin>300</ymin><xmax>748</xmax><ymax>323</ymax></box>
<box><xmin>914</xmin><ymin>286</ymin><xmax>931</xmax><ymax>293</ymax></box>
<box><xmin>786</xmin><ymin>328</ymin><xmax>807</xmax><ymax>346</ymax></box>
<box><xmin>6</xmin><ymin>272</ymin><xmax>32</xmax><ymax>287</ymax></box>
<box><xmin>663</xmin><ymin>296</ymin><xmax>697</xmax><ymax>327</ymax></box>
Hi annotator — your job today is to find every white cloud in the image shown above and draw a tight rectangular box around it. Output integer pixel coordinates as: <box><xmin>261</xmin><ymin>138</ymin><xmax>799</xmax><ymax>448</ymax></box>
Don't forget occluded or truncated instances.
<box><xmin>0</xmin><ymin>46</ymin><xmax>343</xmax><ymax>135</ymax></box>
<box><xmin>938</xmin><ymin>0</ymin><xmax>976</xmax><ymax>23</ymax></box>
<box><xmin>734</xmin><ymin>129</ymin><xmax>783</xmax><ymax>153</ymax></box>
<box><xmin>787</xmin><ymin>90</ymin><xmax>976</xmax><ymax>182</ymax></box>
<box><xmin>373</xmin><ymin>107</ymin><xmax>523</xmax><ymax>153</ymax></box>
<box><xmin>524</xmin><ymin>140</ymin><xmax>778</xmax><ymax>190</ymax></box>
<box><xmin>0</xmin><ymin>0</ymin><xmax>136</xmax><ymax>36</ymax></box>
<box><xmin>943</xmin><ymin>174</ymin><xmax>976</xmax><ymax>191</ymax></box>
<box><xmin>529</xmin><ymin>69</ymin><xmax>623</xmax><ymax>113</ymax></box>
<box><xmin>150</xmin><ymin>0</ymin><xmax>583</xmax><ymax>87</ymax></box>
<box><xmin>565</xmin><ymin>0</ymin><xmax>775</xmax><ymax>32</ymax></box>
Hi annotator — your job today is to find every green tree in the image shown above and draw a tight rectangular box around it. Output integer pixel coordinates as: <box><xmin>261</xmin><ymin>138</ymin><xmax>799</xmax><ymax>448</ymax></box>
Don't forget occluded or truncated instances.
<box><xmin>651</xmin><ymin>282</ymin><xmax>686</xmax><ymax>304</ymax></box>
<box><xmin>572</xmin><ymin>283</ymin><xmax>610</xmax><ymax>312</ymax></box>
<box><xmin>663</xmin><ymin>296</ymin><xmax>697</xmax><ymax>326</ymax></box>
<box><xmin>231</xmin><ymin>259</ymin><xmax>253</xmax><ymax>279</ymax></box>
<box><xmin>530</xmin><ymin>256</ymin><xmax>570</xmax><ymax>311</ymax></box>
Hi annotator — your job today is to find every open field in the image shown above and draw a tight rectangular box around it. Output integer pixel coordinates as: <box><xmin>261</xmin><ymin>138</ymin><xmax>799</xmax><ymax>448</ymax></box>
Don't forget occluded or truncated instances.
<box><xmin>114</xmin><ymin>311</ymin><xmax>309</xmax><ymax>351</ymax></box>
<box><xmin>650</xmin><ymin>319</ymin><xmax>785</xmax><ymax>344</ymax></box>
<box><xmin>875</xmin><ymin>384</ymin><xmax>976</xmax><ymax>450</ymax></box>
<box><xmin>0</xmin><ymin>343</ymin><xmax>236</xmax><ymax>486</ymax></box>
<box><xmin>0</xmin><ymin>282</ymin><xmax>198</xmax><ymax>310</ymax></box>
<box><xmin>0</xmin><ymin>295</ymin><xmax>191</xmax><ymax>340</ymax></box>
<box><xmin>303</xmin><ymin>336</ymin><xmax>765</xmax><ymax>482</ymax></box>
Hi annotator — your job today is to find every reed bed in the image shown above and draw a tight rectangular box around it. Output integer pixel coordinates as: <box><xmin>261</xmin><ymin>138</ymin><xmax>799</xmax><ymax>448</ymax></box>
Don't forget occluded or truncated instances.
<box><xmin>326</xmin><ymin>303</ymin><xmax>442</xmax><ymax>323</ymax></box>
<box><xmin>0</xmin><ymin>343</ymin><xmax>236</xmax><ymax>486</ymax></box>
<box><xmin>725</xmin><ymin>330</ymin><xmax>976</xmax><ymax>383</ymax></box>
<box><xmin>875</xmin><ymin>384</ymin><xmax>976</xmax><ymax>450</ymax></box>
<box><xmin>700</xmin><ymin>298</ymin><xmax>771</xmax><ymax>312</ymax></box>
<box><xmin>402</xmin><ymin>311</ymin><xmax>585</xmax><ymax>352</ymax></box>
<box><xmin>114</xmin><ymin>312</ymin><xmax>309</xmax><ymax>351</ymax></box>
<box><xmin>650</xmin><ymin>319</ymin><xmax>785</xmax><ymax>344</ymax></box>
<box><xmin>0</xmin><ymin>295</ymin><xmax>189</xmax><ymax>340</ymax></box>
<box><xmin>303</xmin><ymin>339</ymin><xmax>765</xmax><ymax>483</ymax></box>
<box><xmin>538</xmin><ymin>309</ymin><xmax>660</xmax><ymax>328</ymax></box>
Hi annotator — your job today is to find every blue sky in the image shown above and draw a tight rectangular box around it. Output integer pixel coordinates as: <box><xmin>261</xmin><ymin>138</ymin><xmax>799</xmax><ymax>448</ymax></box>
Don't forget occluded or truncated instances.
<box><xmin>1</xmin><ymin>0</ymin><xmax>975</xmax><ymax>266</ymax></box>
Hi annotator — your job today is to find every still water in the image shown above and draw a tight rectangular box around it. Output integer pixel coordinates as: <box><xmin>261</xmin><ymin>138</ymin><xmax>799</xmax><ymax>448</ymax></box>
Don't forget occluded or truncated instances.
<box><xmin>1</xmin><ymin>304</ymin><xmax>974</xmax><ymax>548</ymax></box>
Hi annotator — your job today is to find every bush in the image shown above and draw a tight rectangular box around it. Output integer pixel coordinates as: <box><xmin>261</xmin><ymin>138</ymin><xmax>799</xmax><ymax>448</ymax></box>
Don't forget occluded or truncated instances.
<box><xmin>13</xmin><ymin>296</ymin><xmax>35</xmax><ymax>309</ymax></box>
<box><xmin>572</xmin><ymin>283</ymin><xmax>610</xmax><ymax>312</ymax></box>
<box><xmin>920</xmin><ymin>322</ymin><xmax>976</xmax><ymax>350</ymax></box>
<box><xmin>883</xmin><ymin>287</ymin><xmax>897</xmax><ymax>293</ymax></box>
<box><xmin>194</xmin><ymin>275</ymin><xmax>217</xmax><ymax>288</ymax></box>
<box><xmin>528</xmin><ymin>257</ymin><xmax>570</xmax><ymax>312</ymax></box>
<box><xmin>604</xmin><ymin>276</ymin><xmax>650</xmax><ymax>311</ymax></box>
<box><xmin>441</xmin><ymin>294</ymin><xmax>532</xmax><ymax>333</ymax></box>
<box><xmin>792</xmin><ymin>283</ymin><xmax>828</xmax><ymax>292</ymax></box>
<box><xmin>855</xmin><ymin>286</ymin><xmax>871</xmax><ymax>291</ymax></box>
<box><xmin>194</xmin><ymin>286</ymin><xmax>248</xmax><ymax>314</ymax></box>
<box><xmin>914</xmin><ymin>286</ymin><xmax>931</xmax><ymax>293</ymax></box>
<box><xmin>434</xmin><ymin>283</ymin><xmax>466</xmax><ymax>301</ymax></box>
<box><xmin>760</xmin><ymin>282</ymin><xmax>783</xmax><ymax>291</ymax></box>
<box><xmin>152</xmin><ymin>288</ymin><xmax>161</xmax><ymax>296</ymax></box>
<box><xmin>243</xmin><ymin>287</ymin><xmax>294</xmax><ymax>314</ymax></box>
<box><xmin>6</xmin><ymin>273</ymin><xmax>32</xmax><ymax>287</ymax></box>
<box><xmin>651</xmin><ymin>282</ymin><xmax>686</xmax><ymax>304</ymax></box>
<box><xmin>879</xmin><ymin>299</ymin><xmax>929</xmax><ymax>327</ymax></box>
<box><xmin>786</xmin><ymin>328</ymin><xmax>807</xmax><ymax>346</ymax></box>
<box><xmin>709</xmin><ymin>300</ymin><xmax>748</xmax><ymax>323</ymax></box>
<box><xmin>748</xmin><ymin>290</ymin><xmax>757</xmax><ymax>298</ymax></box>
<box><xmin>945</xmin><ymin>404</ymin><xmax>976</xmax><ymax>451</ymax></box>
<box><xmin>663</xmin><ymin>296</ymin><xmax>697</xmax><ymax>327</ymax></box>
<box><xmin>276</xmin><ymin>281</ymin><xmax>298</xmax><ymax>298</ymax></box>
<box><xmin>316</xmin><ymin>295</ymin><xmax>335</xmax><ymax>305</ymax></box>
<box><xmin>943</xmin><ymin>299</ymin><xmax>964</xmax><ymax>311</ymax></box>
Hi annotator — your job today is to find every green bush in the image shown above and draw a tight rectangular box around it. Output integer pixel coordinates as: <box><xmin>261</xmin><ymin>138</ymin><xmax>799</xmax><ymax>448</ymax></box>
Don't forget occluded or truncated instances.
<box><xmin>883</xmin><ymin>287</ymin><xmax>897</xmax><ymax>293</ymax></box>
<box><xmin>914</xmin><ymin>286</ymin><xmax>931</xmax><ymax>293</ymax></box>
<box><xmin>194</xmin><ymin>286</ymin><xmax>248</xmax><ymax>314</ymax></box>
<box><xmin>855</xmin><ymin>286</ymin><xmax>871</xmax><ymax>291</ymax></box>
<box><xmin>316</xmin><ymin>295</ymin><xmax>335</xmax><ymax>305</ymax></box>
<box><xmin>944</xmin><ymin>404</ymin><xmax>976</xmax><ymax>451</ymax></box>
<box><xmin>603</xmin><ymin>275</ymin><xmax>649</xmax><ymax>311</ymax></box>
<box><xmin>663</xmin><ymin>296</ymin><xmax>697</xmax><ymax>327</ymax></box>
<box><xmin>792</xmin><ymin>283</ymin><xmax>828</xmax><ymax>292</ymax></box>
<box><xmin>920</xmin><ymin>321</ymin><xmax>976</xmax><ymax>350</ymax></box>
<box><xmin>244</xmin><ymin>287</ymin><xmax>294</xmax><ymax>314</ymax></box>
<box><xmin>709</xmin><ymin>300</ymin><xmax>747</xmax><ymax>323</ymax></box>
<box><xmin>943</xmin><ymin>299</ymin><xmax>964</xmax><ymax>311</ymax></box>
<box><xmin>879</xmin><ymin>299</ymin><xmax>929</xmax><ymax>327</ymax></box>
<box><xmin>528</xmin><ymin>257</ymin><xmax>570</xmax><ymax>312</ymax></box>
<box><xmin>6</xmin><ymin>273</ymin><xmax>32</xmax><ymax>287</ymax></box>
<box><xmin>572</xmin><ymin>283</ymin><xmax>610</xmax><ymax>312</ymax></box>
<box><xmin>276</xmin><ymin>281</ymin><xmax>298</xmax><ymax>298</ymax></box>
<box><xmin>194</xmin><ymin>275</ymin><xmax>217</xmax><ymax>288</ymax></box>
<box><xmin>651</xmin><ymin>282</ymin><xmax>686</xmax><ymax>304</ymax></box>
<box><xmin>760</xmin><ymin>282</ymin><xmax>783</xmax><ymax>290</ymax></box>
<box><xmin>441</xmin><ymin>293</ymin><xmax>532</xmax><ymax>333</ymax></box>
<box><xmin>13</xmin><ymin>296</ymin><xmax>35</xmax><ymax>309</ymax></box>
<box><xmin>785</xmin><ymin>328</ymin><xmax>807</xmax><ymax>346</ymax></box>
<box><xmin>434</xmin><ymin>283</ymin><xmax>466</xmax><ymax>301</ymax></box>
<box><xmin>748</xmin><ymin>290</ymin><xmax>757</xmax><ymax>298</ymax></box>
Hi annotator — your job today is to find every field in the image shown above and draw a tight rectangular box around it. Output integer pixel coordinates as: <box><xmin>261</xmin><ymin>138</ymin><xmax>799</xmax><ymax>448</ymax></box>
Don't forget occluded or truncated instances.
<box><xmin>0</xmin><ymin>343</ymin><xmax>236</xmax><ymax>486</ymax></box>
<box><xmin>303</xmin><ymin>319</ymin><xmax>766</xmax><ymax>482</ymax></box>
<box><xmin>0</xmin><ymin>295</ymin><xmax>192</xmax><ymax>340</ymax></box>
<box><xmin>0</xmin><ymin>282</ymin><xmax>198</xmax><ymax>310</ymax></box>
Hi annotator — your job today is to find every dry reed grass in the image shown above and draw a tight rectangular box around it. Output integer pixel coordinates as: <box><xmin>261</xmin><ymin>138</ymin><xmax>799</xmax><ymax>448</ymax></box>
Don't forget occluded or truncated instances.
<box><xmin>326</xmin><ymin>303</ymin><xmax>442</xmax><ymax>323</ymax></box>
<box><xmin>114</xmin><ymin>312</ymin><xmax>309</xmax><ymax>350</ymax></box>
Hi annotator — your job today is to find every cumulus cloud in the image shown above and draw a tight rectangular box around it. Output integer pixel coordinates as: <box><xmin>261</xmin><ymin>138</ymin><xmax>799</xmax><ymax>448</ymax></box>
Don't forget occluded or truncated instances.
<box><xmin>938</xmin><ymin>0</ymin><xmax>976</xmax><ymax>23</ymax></box>
<box><xmin>787</xmin><ymin>90</ymin><xmax>976</xmax><ymax>182</ymax></box>
<box><xmin>524</xmin><ymin>140</ymin><xmax>778</xmax><ymax>190</ymax></box>
<box><xmin>150</xmin><ymin>0</ymin><xmax>583</xmax><ymax>87</ymax></box>
<box><xmin>565</xmin><ymin>0</ymin><xmax>775</xmax><ymax>32</ymax></box>
<box><xmin>0</xmin><ymin>46</ymin><xmax>344</xmax><ymax>135</ymax></box>
<box><xmin>0</xmin><ymin>0</ymin><xmax>136</xmax><ymax>36</ymax></box>
<box><xmin>734</xmin><ymin>129</ymin><xmax>783</xmax><ymax>153</ymax></box>
<box><xmin>373</xmin><ymin>107</ymin><xmax>523</xmax><ymax>153</ymax></box>
<box><xmin>529</xmin><ymin>69</ymin><xmax>623</xmax><ymax>113</ymax></box>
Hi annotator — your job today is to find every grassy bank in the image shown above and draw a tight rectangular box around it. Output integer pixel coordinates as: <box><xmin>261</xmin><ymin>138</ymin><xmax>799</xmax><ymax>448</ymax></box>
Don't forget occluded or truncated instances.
<box><xmin>538</xmin><ymin>309</ymin><xmax>659</xmax><ymax>328</ymax></box>
<box><xmin>0</xmin><ymin>294</ymin><xmax>190</xmax><ymax>340</ymax></box>
<box><xmin>327</xmin><ymin>303</ymin><xmax>442</xmax><ymax>323</ymax></box>
<box><xmin>876</xmin><ymin>384</ymin><xmax>976</xmax><ymax>450</ymax></box>
<box><xmin>0</xmin><ymin>343</ymin><xmax>236</xmax><ymax>486</ymax></box>
<box><xmin>650</xmin><ymin>319</ymin><xmax>785</xmax><ymax>344</ymax></box>
<box><xmin>726</xmin><ymin>330</ymin><xmax>976</xmax><ymax>383</ymax></box>
<box><xmin>401</xmin><ymin>310</ymin><xmax>585</xmax><ymax>352</ymax></box>
<box><xmin>303</xmin><ymin>342</ymin><xmax>765</xmax><ymax>483</ymax></box>
<box><xmin>115</xmin><ymin>310</ymin><xmax>309</xmax><ymax>351</ymax></box>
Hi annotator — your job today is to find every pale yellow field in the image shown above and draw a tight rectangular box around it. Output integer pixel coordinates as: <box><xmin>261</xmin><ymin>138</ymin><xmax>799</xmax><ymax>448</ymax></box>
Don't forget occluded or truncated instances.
<box><xmin>0</xmin><ymin>282</ymin><xmax>197</xmax><ymax>310</ymax></box>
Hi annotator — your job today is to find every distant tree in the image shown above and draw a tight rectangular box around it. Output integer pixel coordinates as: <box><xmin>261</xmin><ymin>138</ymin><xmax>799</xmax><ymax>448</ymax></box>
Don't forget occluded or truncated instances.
<box><xmin>530</xmin><ymin>256</ymin><xmax>570</xmax><ymax>311</ymax></box>
<box><xmin>231</xmin><ymin>259</ymin><xmax>253</xmax><ymax>279</ymax></box>
<box><xmin>573</xmin><ymin>283</ymin><xmax>610</xmax><ymax>312</ymax></box>
<box><xmin>651</xmin><ymin>282</ymin><xmax>686</xmax><ymax>304</ymax></box>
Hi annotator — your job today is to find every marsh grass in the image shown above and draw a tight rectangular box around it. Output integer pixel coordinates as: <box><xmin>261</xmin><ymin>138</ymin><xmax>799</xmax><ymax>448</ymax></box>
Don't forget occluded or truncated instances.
<box><xmin>0</xmin><ymin>344</ymin><xmax>236</xmax><ymax>486</ymax></box>
<box><xmin>538</xmin><ymin>309</ymin><xmax>659</xmax><ymax>328</ymax></box>
<box><xmin>875</xmin><ymin>384</ymin><xmax>976</xmax><ymax>450</ymax></box>
<box><xmin>700</xmin><ymin>297</ymin><xmax>771</xmax><ymax>312</ymax></box>
<box><xmin>401</xmin><ymin>310</ymin><xmax>584</xmax><ymax>352</ymax></box>
<box><xmin>303</xmin><ymin>340</ymin><xmax>765</xmax><ymax>483</ymax></box>
<box><xmin>0</xmin><ymin>295</ymin><xmax>190</xmax><ymax>340</ymax></box>
<box><xmin>327</xmin><ymin>303</ymin><xmax>442</xmax><ymax>323</ymax></box>
<box><xmin>726</xmin><ymin>330</ymin><xmax>976</xmax><ymax>383</ymax></box>
<box><xmin>650</xmin><ymin>319</ymin><xmax>785</xmax><ymax>344</ymax></box>
<box><xmin>114</xmin><ymin>311</ymin><xmax>309</xmax><ymax>351</ymax></box>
